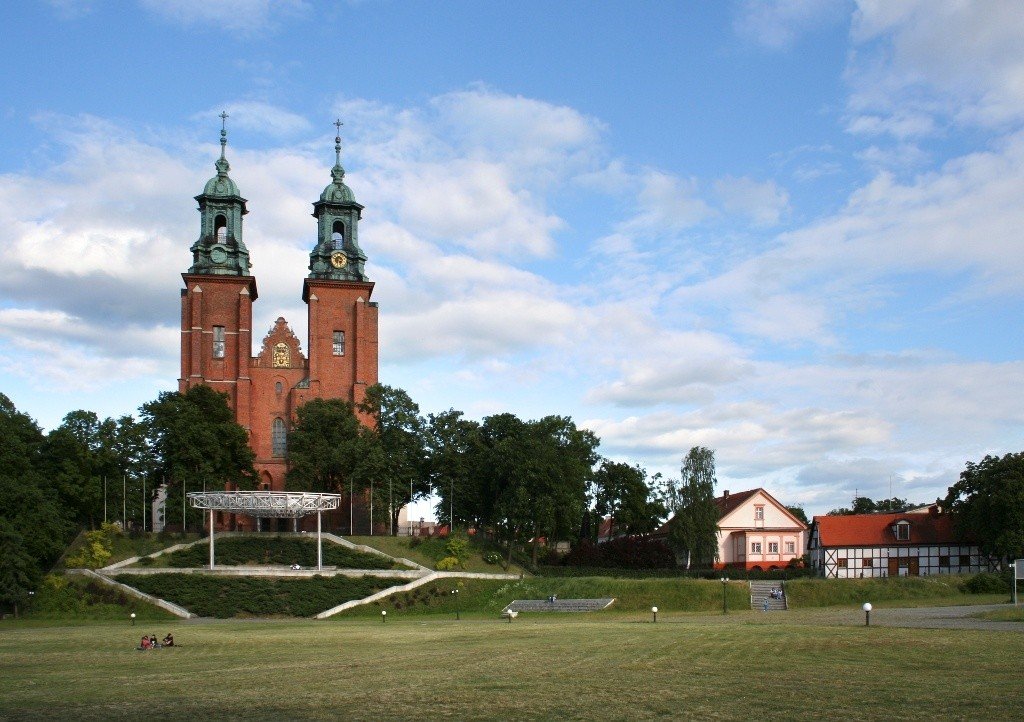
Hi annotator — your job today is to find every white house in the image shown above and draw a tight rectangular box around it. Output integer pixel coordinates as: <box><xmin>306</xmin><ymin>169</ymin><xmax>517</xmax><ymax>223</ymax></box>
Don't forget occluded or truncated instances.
<box><xmin>657</xmin><ymin>488</ymin><xmax>808</xmax><ymax>570</ymax></box>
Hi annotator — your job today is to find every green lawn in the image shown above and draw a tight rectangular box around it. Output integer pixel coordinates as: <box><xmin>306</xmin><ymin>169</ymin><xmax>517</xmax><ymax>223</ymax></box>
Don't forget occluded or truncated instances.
<box><xmin>1</xmin><ymin>613</ymin><xmax>1021</xmax><ymax>720</ymax></box>
<box><xmin>975</xmin><ymin>606</ymin><xmax>1024</xmax><ymax>622</ymax></box>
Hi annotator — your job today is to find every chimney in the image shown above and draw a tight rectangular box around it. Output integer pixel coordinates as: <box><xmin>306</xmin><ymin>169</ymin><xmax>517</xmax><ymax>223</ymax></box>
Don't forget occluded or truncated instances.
<box><xmin>723</xmin><ymin>490</ymin><xmax>730</xmax><ymax>499</ymax></box>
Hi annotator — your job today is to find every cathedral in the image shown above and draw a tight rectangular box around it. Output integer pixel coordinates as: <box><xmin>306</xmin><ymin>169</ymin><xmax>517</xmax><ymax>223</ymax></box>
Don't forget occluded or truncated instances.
<box><xmin>178</xmin><ymin>117</ymin><xmax>378</xmax><ymax>530</ymax></box>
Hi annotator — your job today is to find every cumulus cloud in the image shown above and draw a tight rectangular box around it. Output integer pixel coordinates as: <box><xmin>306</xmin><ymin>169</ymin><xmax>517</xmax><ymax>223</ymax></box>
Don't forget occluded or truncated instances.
<box><xmin>848</xmin><ymin>0</ymin><xmax>1024</xmax><ymax>131</ymax></box>
<box><xmin>712</xmin><ymin>175</ymin><xmax>790</xmax><ymax>226</ymax></box>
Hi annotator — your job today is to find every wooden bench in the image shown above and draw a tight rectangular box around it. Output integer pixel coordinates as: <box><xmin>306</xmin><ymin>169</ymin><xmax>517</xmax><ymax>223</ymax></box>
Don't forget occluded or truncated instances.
<box><xmin>501</xmin><ymin>610</ymin><xmax>519</xmax><ymax>622</ymax></box>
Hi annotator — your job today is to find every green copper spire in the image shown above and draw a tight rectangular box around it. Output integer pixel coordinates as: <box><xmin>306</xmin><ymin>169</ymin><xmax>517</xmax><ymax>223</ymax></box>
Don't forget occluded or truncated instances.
<box><xmin>308</xmin><ymin>119</ymin><xmax>368</xmax><ymax>281</ymax></box>
<box><xmin>189</xmin><ymin>111</ymin><xmax>252</xmax><ymax>276</ymax></box>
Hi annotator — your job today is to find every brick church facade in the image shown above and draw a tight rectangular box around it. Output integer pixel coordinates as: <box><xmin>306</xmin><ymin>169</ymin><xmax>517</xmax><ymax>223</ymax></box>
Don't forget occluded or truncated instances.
<box><xmin>178</xmin><ymin>119</ymin><xmax>378</xmax><ymax>530</ymax></box>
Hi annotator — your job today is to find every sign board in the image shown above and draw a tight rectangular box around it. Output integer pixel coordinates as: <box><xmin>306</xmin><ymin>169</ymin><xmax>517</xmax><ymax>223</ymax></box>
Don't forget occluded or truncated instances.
<box><xmin>1015</xmin><ymin>560</ymin><xmax>1023</xmax><ymax>606</ymax></box>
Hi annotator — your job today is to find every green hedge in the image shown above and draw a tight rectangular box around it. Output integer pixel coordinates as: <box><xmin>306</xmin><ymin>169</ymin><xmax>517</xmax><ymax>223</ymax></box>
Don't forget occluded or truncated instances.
<box><xmin>115</xmin><ymin>573</ymin><xmax>394</xmax><ymax>618</ymax></box>
<box><xmin>533</xmin><ymin>565</ymin><xmax>815</xmax><ymax>580</ymax></box>
<box><xmin>784</xmin><ymin>575</ymin><xmax>980</xmax><ymax>607</ymax></box>
<box><xmin>26</xmin><ymin>575</ymin><xmax>174</xmax><ymax>621</ymax></box>
<box><xmin>161</xmin><ymin>536</ymin><xmax>398</xmax><ymax>570</ymax></box>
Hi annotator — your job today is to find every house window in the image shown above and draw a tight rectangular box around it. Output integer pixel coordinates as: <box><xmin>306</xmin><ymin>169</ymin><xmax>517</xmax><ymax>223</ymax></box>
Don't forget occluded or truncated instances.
<box><xmin>754</xmin><ymin>506</ymin><xmax>764</xmax><ymax>520</ymax></box>
<box><xmin>751</xmin><ymin>542</ymin><xmax>762</xmax><ymax>554</ymax></box>
<box><xmin>213</xmin><ymin>326</ymin><xmax>225</xmax><ymax>358</ymax></box>
<box><xmin>768</xmin><ymin>542</ymin><xmax>779</xmax><ymax>554</ymax></box>
<box><xmin>333</xmin><ymin>331</ymin><xmax>345</xmax><ymax>356</ymax></box>
<box><xmin>275</xmin><ymin>382</ymin><xmax>283</xmax><ymax>394</ymax></box>
<box><xmin>862</xmin><ymin>558</ymin><xmax>873</xmax><ymax>567</ymax></box>
<box><xmin>272</xmin><ymin>418</ymin><xmax>287</xmax><ymax>457</ymax></box>
<box><xmin>785</xmin><ymin>541</ymin><xmax>795</xmax><ymax>554</ymax></box>
<box><xmin>939</xmin><ymin>556</ymin><xmax>950</xmax><ymax>567</ymax></box>
<box><xmin>895</xmin><ymin>521</ymin><xmax>910</xmax><ymax>541</ymax></box>
<box><xmin>836</xmin><ymin>558</ymin><xmax>848</xmax><ymax>568</ymax></box>
<box><xmin>960</xmin><ymin>554</ymin><xmax>971</xmax><ymax>566</ymax></box>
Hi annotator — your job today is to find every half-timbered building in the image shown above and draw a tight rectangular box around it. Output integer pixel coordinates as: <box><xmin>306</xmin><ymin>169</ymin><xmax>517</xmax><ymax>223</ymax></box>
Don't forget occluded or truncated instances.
<box><xmin>808</xmin><ymin>505</ymin><xmax>990</xmax><ymax>578</ymax></box>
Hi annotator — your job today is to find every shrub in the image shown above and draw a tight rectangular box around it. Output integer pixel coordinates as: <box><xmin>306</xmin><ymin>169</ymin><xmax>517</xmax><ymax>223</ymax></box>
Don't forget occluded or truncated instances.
<box><xmin>435</xmin><ymin>556</ymin><xmax>460</xmax><ymax>571</ymax></box>
<box><xmin>65</xmin><ymin>524</ymin><xmax>123</xmax><ymax>569</ymax></box>
<box><xmin>445</xmin><ymin>536</ymin><xmax>470</xmax><ymax>563</ymax></box>
<box><xmin>560</xmin><ymin>537</ymin><xmax>676</xmax><ymax>569</ymax></box>
<box><xmin>959</xmin><ymin>571</ymin><xmax>1011</xmax><ymax>594</ymax></box>
<box><xmin>483</xmin><ymin>552</ymin><xmax>501</xmax><ymax>565</ymax></box>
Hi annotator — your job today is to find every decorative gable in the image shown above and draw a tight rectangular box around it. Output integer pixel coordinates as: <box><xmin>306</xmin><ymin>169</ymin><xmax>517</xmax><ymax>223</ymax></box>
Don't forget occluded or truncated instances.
<box><xmin>255</xmin><ymin>317</ymin><xmax>307</xmax><ymax>368</ymax></box>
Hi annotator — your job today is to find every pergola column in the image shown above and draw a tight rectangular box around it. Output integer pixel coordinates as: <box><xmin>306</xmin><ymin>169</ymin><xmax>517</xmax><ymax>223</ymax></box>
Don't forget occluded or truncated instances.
<box><xmin>317</xmin><ymin>511</ymin><xmax>323</xmax><ymax>570</ymax></box>
<box><xmin>209</xmin><ymin>509</ymin><xmax>215</xmax><ymax>569</ymax></box>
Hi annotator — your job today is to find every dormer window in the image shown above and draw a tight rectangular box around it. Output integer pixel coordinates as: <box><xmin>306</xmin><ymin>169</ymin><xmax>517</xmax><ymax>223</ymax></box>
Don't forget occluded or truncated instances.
<box><xmin>892</xmin><ymin>520</ymin><xmax>911</xmax><ymax>541</ymax></box>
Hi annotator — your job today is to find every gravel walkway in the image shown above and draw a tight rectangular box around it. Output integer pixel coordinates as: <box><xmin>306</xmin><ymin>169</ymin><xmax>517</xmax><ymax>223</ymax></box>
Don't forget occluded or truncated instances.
<box><xmin>862</xmin><ymin>604</ymin><xmax>1024</xmax><ymax>632</ymax></box>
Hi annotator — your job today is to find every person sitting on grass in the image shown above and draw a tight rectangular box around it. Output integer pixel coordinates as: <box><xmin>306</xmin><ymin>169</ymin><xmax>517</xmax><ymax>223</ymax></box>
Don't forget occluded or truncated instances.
<box><xmin>139</xmin><ymin>635</ymin><xmax>151</xmax><ymax>650</ymax></box>
<box><xmin>150</xmin><ymin>633</ymin><xmax>161</xmax><ymax>648</ymax></box>
<box><xmin>162</xmin><ymin>633</ymin><xmax>174</xmax><ymax>647</ymax></box>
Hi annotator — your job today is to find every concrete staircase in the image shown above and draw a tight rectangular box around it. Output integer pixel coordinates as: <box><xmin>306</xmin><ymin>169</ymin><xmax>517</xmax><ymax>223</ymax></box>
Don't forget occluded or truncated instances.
<box><xmin>749</xmin><ymin>580</ymin><xmax>788</xmax><ymax>611</ymax></box>
<box><xmin>503</xmin><ymin>598</ymin><xmax>615</xmax><ymax>613</ymax></box>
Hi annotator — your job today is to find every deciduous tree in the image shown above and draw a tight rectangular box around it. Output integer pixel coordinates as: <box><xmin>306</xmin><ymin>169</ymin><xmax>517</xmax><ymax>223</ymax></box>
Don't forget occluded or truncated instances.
<box><xmin>665</xmin><ymin>446</ymin><xmax>720</xmax><ymax>569</ymax></box>
<box><xmin>945</xmin><ymin>452</ymin><xmax>1024</xmax><ymax>564</ymax></box>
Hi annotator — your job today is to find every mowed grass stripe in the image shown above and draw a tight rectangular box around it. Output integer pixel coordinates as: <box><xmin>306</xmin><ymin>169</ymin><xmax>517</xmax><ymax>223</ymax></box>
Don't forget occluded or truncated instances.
<box><xmin>2</xmin><ymin>616</ymin><xmax>1022</xmax><ymax>720</ymax></box>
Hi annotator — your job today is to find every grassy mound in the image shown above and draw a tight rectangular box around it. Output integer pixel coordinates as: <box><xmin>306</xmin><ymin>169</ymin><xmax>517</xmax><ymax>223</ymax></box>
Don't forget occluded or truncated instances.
<box><xmin>784</xmin><ymin>575</ymin><xmax>985</xmax><ymax>607</ymax></box>
<box><xmin>25</xmin><ymin>574</ymin><xmax>174</xmax><ymax>621</ymax></box>
<box><xmin>338</xmin><ymin>576</ymin><xmax>750</xmax><ymax>618</ymax></box>
<box><xmin>349</xmin><ymin>534</ymin><xmax>521</xmax><ymax>573</ymax></box>
<box><xmin>115</xmin><ymin>573</ymin><xmax>396</xmax><ymax>618</ymax></box>
<box><xmin>142</xmin><ymin>535</ymin><xmax>400</xmax><ymax>570</ymax></box>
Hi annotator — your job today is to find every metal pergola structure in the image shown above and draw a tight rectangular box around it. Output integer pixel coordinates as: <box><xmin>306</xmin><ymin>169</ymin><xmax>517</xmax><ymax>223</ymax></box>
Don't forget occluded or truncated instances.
<box><xmin>187</xmin><ymin>491</ymin><xmax>342</xmax><ymax>571</ymax></box>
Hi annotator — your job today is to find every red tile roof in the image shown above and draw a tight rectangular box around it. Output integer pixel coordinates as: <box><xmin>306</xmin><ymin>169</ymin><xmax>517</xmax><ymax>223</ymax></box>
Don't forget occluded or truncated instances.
<box><xmin>654</xmin><ymin>487</ymin><xmax>806</xmax><ymax>535</ymax></box>
<box><xmin>812</xmin><ymin>508</ymin><xmax>959</xmax><ymax>547</ymax></box>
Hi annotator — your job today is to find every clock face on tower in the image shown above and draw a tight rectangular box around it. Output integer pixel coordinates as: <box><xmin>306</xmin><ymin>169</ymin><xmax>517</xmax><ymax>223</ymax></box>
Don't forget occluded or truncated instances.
<box><xmin>210</xmin><ymin>245</ymin><xmax>228</xmax><ymax>264</ymax></box>
<box><xmin>330</xmin><ymin>251</ymin><xmax>348</xmax><ymax>269</ymax></box>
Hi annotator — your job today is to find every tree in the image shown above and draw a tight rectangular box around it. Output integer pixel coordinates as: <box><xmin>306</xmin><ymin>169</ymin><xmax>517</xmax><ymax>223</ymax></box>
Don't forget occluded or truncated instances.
<box><xmin>426</xmin><ymin>409</ymin><xmax>480</xmax><ymax>528</ymax></box>
<box><xmin>591</xmin><ymin>460</ymin><xmax>666</xmax><ymax>537</ymax></box>
<box><xmin>0</xmin><ymin>520</ymin><xmax>37</xmax><ymax>617</ymax></box>
<box><xmin>358</xmin><ymin>384</ymin><xmax>430</xmax><ymax>534</ymax></box>
<box><xmin>141</xmin><ymin>385</ymin><xmax>255</xmax><ymax>530</ymax></box>
<box><xmin>945</xmin><ymin>452</ymin><xmax>1024</xmax><ymax>564</ymax></box>
<box><xmin>786</xmin><ymin>505</ymin><xmax>810</xmax><ymax>525</ymax></box>
<box><xmin>827</xmin><ymin>496</ymin><xmax>919</xmax><ymax>515</ymax></box>
<box><xmin>286</xmin><ymin>399</ymin><xmax>376</xmax><ymax>496</ymax></box>
<box><xmin>665</xmin><ymin>447</ymin><xmax>720</xmax><ymax>569</ymax></box>
<box><xmin>477</xmin><ymin>414</ymin><xmax>598</xmax><ymax>566</ymax></box>
<box><xmin>0</xmin><ymin>394</ymin><xmax>72</xmax><ymax>585</ymax></box>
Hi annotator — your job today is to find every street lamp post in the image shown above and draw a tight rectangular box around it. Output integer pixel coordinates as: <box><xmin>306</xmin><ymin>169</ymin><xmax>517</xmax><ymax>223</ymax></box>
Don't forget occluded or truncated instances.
<box><xmin>130</xmin><ymin>612</ymin><xmax>136</xmax><ymax>627</ymax></box>
<box><xmin>651</xmin><ymin>606</ymin><xmax>658</xmax><ymax>623</ymax></box>
<box><xmin>381</xmin><ymin>610</ymin><xmax>387</xmax><ymax>623</ymax></box>
<box><xmin>720</xmin><ymin>577</ymin><xmax>730</xmax><ymax>614</ymax></box>
<box><xmin>452</xmin><ymin>588</ymin><xmax>460</xmax><ymax>621</ymax></box>
<box><xmin>863</xmin><ymin>602</ymin><xmax>872</xmax><ymax>627</ymax></box>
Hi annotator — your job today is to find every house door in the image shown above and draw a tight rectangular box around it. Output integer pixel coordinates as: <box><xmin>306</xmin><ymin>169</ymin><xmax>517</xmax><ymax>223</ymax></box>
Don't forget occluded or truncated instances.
<box><xmin>887</xmin><ymin>558</ymin><xmax>899</xmax><ymax>577</ymax></box>
<box><xmin>908</xmin><ymin>558</ymin><xmax>919</xmax><ymax>576</ymax></box>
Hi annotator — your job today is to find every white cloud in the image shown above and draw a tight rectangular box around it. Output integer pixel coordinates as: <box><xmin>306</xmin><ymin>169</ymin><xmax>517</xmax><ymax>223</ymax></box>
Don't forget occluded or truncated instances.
<box><xmin>849</xmin><ymin>0</ymin><xmax>1024</xmax><ymax>130</ymax></box>
<box><xmin>138</xmin><ymin>0</ymin><xmax>308</xmax><ymax>33</ymax></box>
<box><xmin>712</xmin><ymin>175</ymin><xmax>790</xmax><ymax>226</ymax></box>
<box><xmin>619</xmin><ymin>171</ymin><xmax>710</xmax><ymax>236</ymax></box>
<box><xmin>734</xmin><ymin>0</ymin><xmax>850</xmax><ymax>50</ymax></box>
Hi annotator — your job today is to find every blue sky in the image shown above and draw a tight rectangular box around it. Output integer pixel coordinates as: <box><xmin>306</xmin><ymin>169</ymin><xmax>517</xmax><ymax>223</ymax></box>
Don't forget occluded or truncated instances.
<box><xmin>1</xmin><ymin>0</ymin><xmax>1022</xmax><ymax>518</ymax></box>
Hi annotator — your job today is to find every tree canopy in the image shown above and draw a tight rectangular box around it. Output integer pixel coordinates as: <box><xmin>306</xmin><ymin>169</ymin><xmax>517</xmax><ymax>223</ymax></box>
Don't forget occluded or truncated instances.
<box><xmin>285</xmin><ymin>398</ymin><xmax>376</xmax><ymax>495</ymax></box>
<box><xmin>664</xmin><ymin>446</ymin><xmax>720</xmax><ymax>569</ymax></box>
<box><xmin>945</xmin><ymin>452</ymin><xmax>1024</xmax><ymax>563</ymax></box>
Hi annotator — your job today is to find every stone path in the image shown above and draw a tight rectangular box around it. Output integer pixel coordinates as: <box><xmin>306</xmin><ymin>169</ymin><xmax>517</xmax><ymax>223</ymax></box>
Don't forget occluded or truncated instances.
<box><xmin>861</xmin><ymin>604</ymin><xmax>1024</xmax><ymax>632</ymax></box>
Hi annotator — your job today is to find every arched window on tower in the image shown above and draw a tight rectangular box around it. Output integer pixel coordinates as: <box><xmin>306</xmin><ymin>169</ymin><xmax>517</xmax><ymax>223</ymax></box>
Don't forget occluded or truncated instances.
<box><xmin>214</xmin><ymin>215</ymin><xmax>228</xmax><ymax>244</ymax></box>
<box><xmin>272</xmin><ymin>418</ymin><xmax>287</xmax><ymax>457</ymax></box>
<box><xmin>331</xmin><ymin>220</ymin><xmax>345</xmax><ymax>250</ymax></box>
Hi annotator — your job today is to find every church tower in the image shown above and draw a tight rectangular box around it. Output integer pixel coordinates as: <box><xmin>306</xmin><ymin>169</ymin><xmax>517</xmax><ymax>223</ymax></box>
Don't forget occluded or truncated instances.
<box><xmin>179</xmin><ymin>113</ymin><xmax>257</xmax><ymax>434</ymax></box>
<box><xmin>303</xmin><ymin>121</ymin><xmax>379</xmax><ymax>412</ymax></box>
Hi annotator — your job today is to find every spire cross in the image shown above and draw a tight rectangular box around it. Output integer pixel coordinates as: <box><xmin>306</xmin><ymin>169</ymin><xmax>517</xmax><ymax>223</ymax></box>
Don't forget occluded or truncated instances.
<box><xmin>219</xmin><ymin>111</ymin><xmax>229</xmax><ymax>159</ymax></box>
<box><xmin>333</xmin><ymin>118</ymin><xmax>343</xmax><ymax>166</ymax></box>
